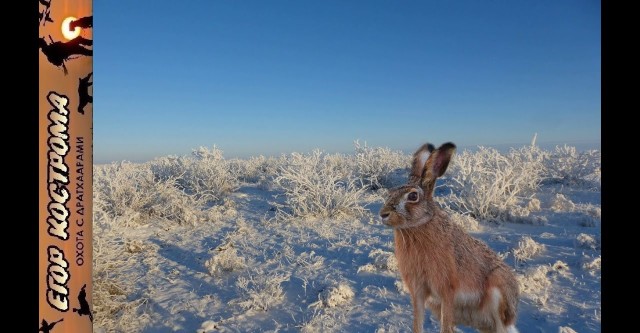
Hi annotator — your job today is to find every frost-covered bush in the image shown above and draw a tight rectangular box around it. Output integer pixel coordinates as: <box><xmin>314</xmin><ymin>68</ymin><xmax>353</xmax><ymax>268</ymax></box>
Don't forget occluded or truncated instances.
<box><xmin>358</xmin><ymin>249</ymin><xmax>398</xmax><ymax>273</ymax></box>
<box><xmin>517</xmin><ymin>261</ymin><xmax>572</xmax><ymax>308</ymax></box>
<box><xmin>93</xmin><ymin>228</ymin><xmax>151</xmax><ymax>332</ymax></box>
<box><xmin>447</xmin><ymin>210</ymin><xmax>481</xmax><ymax>231</ymax></box>
<box><xmin>582</xmin><ymin>256</ymin><xmax>601</xmax><ymax>275</ymax></box>
<box><xmin>576</xmin><ymin>233</ymin><xmax>600</xmax><ymax>250</ymax></box>
<box><xmin>544</xmin><ymin>145</ymin><xmax>601</xmax><ymax>188</ymax></box>
<box><xmin>513</xmin><ymin>236</ymin><xmax>546</xmax><ymax>263</ymax></box>
<box><xmin>94</xmin><ymin>162</ymin><xmax>160</xmax><ymax>221</ymax></box>
<box><xmin>228</xmin><ymin>155</ymin><xmax>282</xmax><ymax>186</ymax></box>
<box><xmin>300</xmin><ymin>311</ymin><xmax>346</xmax><ymax>333</ymax></box>
<box><xmin>235</xmin><ymin>270</ymin><xmax>290</xmax><ymax>311</ymax></box>
<box><xmin>205</xmin><ymin>242</ymin><xmax>246</xmax><ymax>276</ymax></box>
<box><xmin>95</xmin><ymin>162</ymin><xmax>194</xmax><ymax>225</ymax></box>
<box><xmin>179</xmin><ymin>146</ymin><xmax>238</xmax><ymax>204</ymax></box>
<box><xmin>551</xmin><ymin>193</ymin><xmax>576</xmax><ymax>212</ymax></box>
<box><xmin>394</xmin><ymin>280</ymin><xmax>409</xmax><ymax>294</ymax></box>
<box><xmin>309</xmin><ymin>282</ymin><xmax>355</xmax><ymax>309</ymax></box>
<box><xmin>197</xmin><ymin>320</ymin><xmax>219</xmax><ymax>333</ymax></box>
<box><xmin>94</xmin><ymin>160</ymin><xmax>220</xmax><ymax>226</ymax></box>
<box><xmin>292</xmin><ymin>251</ymin><xmax>326</xmax><ymax>273</ymax></box>
<box><xmin>439</xmin><ymin>145</ymin><xmax>545</xmax><ymax>222</ymax></box>
<box><xmin>353</xmin><ymin>140</ymin><xmax>410</xmax><ymax>190</ymax></box>
<box><xmin>325</xmin><ymin>152</ymin><xmax>357</xmax><ymax>180</ymax></box>
<box><xmin>527</xmin><ymin>197</ymin><xmax>541</xmax><ymax>212</ymax></box>
<box><xmin>148</xmin><ymin>155</ymin><xmax>185</xmax><ymax>183</ymax></box>
<box><xmin>517</xmin><ymin>265</ymin><xmax>552</xmax><ymax>307</ymax></box>
<box><xmin>273</xmin><ymin>150</ymin><xmax>368</xmax><ymax>220</ymax></box>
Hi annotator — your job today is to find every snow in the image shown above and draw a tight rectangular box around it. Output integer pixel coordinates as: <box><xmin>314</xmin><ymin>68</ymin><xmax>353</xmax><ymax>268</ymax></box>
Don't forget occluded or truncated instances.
<box><xmin>92</xmin><ymin>144</ymin><xmax>600</xmax><ymax>333</ymax></box>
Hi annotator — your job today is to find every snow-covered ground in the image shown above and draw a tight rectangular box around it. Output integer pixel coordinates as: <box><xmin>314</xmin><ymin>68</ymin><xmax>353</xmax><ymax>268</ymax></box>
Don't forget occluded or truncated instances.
<box><xmin>92</xmin><ymin>143</ymin><xmax>600</xmax><ymax>333</ymax></box>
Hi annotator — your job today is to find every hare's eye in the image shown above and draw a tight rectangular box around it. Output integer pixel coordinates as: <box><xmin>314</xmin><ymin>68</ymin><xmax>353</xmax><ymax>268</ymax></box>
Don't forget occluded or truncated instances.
<box><xmin>407</xmin><ymin>192</ymin><xmax>419</xmax><ymax>202</ymax></box>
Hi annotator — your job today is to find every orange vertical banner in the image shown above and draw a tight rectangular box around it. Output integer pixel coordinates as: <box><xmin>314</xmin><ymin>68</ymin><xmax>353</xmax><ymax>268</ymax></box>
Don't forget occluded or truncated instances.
<box><xmin>39</xmin><ymin>0</ymin><xmax>93</xmax><ymax>332</ymax></box>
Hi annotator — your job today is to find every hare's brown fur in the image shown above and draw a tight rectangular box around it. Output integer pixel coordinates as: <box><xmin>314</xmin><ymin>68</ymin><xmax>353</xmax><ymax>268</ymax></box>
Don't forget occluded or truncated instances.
<box><xmin>380</xmin><ymin>142</ymin><xmax>519</xmax><ymax>333</ymax></box>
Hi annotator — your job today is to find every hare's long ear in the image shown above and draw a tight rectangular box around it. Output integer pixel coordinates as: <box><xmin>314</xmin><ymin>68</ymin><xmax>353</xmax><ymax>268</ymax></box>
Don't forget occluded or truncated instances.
<box><xmin>409</xmin><ymin>143</ymin><xmax>435</xmax><ymax>185</ymax></box>
<box><xmin>421</xmin><ymin>142</ymin><xmax>456</xmax><ymax>198</ymax></box>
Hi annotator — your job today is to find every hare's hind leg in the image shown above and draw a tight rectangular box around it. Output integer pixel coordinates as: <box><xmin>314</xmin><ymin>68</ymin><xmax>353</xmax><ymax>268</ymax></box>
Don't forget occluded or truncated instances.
<box><xmin>436</xmin><ymin>287</ymin><xmax>456</xmax><ymax>333</ymax></box>
<box><xmin>505</xmin><ymin>325</ymin><xmax>519</xmax><ymax>333</ymax></box>
<box><xmin>489</xmin><ymin>288</ymin><xmax>509</xmax><ymax>333</ymax></box>
<box><xmin>409</xmin><ymin>287</ymin><xmax>426</xmax><ymax>333</ymax></box>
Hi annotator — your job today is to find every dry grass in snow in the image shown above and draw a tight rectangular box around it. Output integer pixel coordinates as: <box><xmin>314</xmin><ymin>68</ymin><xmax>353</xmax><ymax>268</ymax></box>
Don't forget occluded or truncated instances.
<box><xmin>353</xmin><ymin>140</ymin><xmax>410</xmax><ymax>190</ymax></box>
<box><xmin>358</xmin><ymin>249</ymin><xmax>398</xmax><ymax>274</ymax></box>
<box><xmin>513</xmin><ymin>236</ymin><xmax>546</xmax><ymax>263</ymax></box>
<box><xmin>441</xmin><ymin>145</ymin><xmax>545</xmax><ymax>222</ymax></box>
<box><xmin>234</xmin><ymin>269</ymin><xmax>291</xmax><ymax>312</ymax></box>
<box><xmin>576</xmin><ymin>233</ymin><xmax>600</xmax><ymax>250</ymax></box>
<box><xmin>273</xmin><ymin>150</ymin><xmax>368</xmax><ymax>221</ymax></box>
<box><xmin>517</xmin><ymin>260</ymin><xmax>571</xmax><ymax>309</ymax></box>
<box><xmin>447</xmin><ymin>210</ymin><xmax>481</xmax><ymax>231</ymax></box>
<box><xmin>545</xmin><ymin>145</ymin><xmax>601</xmax><ymax>188</ymax></box>
<box><xmin>517</xmin><ymin>265</ymin><xmax>553</xmax><ymax>307</ymax></box>
<box><xmin>205</xmin><ymin>242</ymin><xmax>246</xmax><ymax>276</ymax></box>
<box><xmin>552</xmin><ymin>194</ymin><xmax>576</xmax><ymax>212</ymax></box>
<box><xmin>92</xmin><ymin>226</ymin><xmax>152</xmax><ymax>332</ymax></box>
<box><xmin>309</xmin><ymin>282</ymin><xmax>355</xmax><ymax>309</ymax></box>
<box><xmin>582</xmin><ymin>256</ymin><xmax>601</xmax><ymax>275</ymax></box>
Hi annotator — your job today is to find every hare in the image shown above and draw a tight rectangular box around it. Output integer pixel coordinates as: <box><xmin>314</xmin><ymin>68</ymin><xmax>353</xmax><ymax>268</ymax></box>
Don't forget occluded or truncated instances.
<box><xmin>379</xmin><ymin>142</ymin><xmax>519</xmax><ymax>333</ymax></box>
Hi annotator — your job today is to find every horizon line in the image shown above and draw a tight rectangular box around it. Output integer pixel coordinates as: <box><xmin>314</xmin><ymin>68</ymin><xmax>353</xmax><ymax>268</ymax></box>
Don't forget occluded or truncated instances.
<box><xmin>94</xmin><ymin>139</ymin><xmax>601</xmax><ymax>165</ymax></box>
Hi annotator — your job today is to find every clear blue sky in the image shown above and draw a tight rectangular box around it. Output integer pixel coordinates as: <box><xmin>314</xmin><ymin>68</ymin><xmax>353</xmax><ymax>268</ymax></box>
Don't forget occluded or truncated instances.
<box><xmin>94</xmin><ymin>0</ymin><xmax>601</xmax><ymax>163</ymax></box>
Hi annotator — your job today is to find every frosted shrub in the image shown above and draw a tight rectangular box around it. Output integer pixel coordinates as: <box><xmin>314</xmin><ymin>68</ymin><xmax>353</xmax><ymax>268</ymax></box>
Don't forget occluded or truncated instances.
<box><xmin>235</xmin><ymin>270</ymin><xmax>290</xmax><ymax>311</ymax></box>
<box><xmin>197</xmin><ymin>321</ymin><xmax>219</xmax><ymax>333</ymax></box>
<box><xmin>228</xmin><ymin>155</ymin><xmax>282</xmax><ymax>186</ymax></box>
<box><xmin>179</xmin><ymin>146</ymin><xmax>238</xmax><ymax>204</ymax></box>
<box><xmin>325</xmin><ymin>152</ymin><xmax>357</xmax><ymax>180</ymax></box>
<box><xmin>94</xmin><ymin>162</ymin><xmax>160</xmax><ymax>222</ymax></box>
<box><xmin>517</xmin><ymin>265</ymin><xmax>552</xmax><ymax>307</ymax></box>
<box><xmin>274</xmin><ymin>150</ymin><xmax>368</xmax><ymax>220</ymax></box>
<box><xmin>148</xmin><ymin>155</ymin><xmax>186</xmax><ymax>183</ymax></box>
<box><xmin>440</xmin><ymin>145</ymin><xmax>545</xmax><ymax>222</ymax></box>
<box><xmin>300</xmin><ymin>312</ymin><xmax>344</xmax><ymax>333</ymax></box>
<box><xmin>513</xmin><ymin>236</ymin><xmax>546</xmax><ymax>263</ymax></box>
<box><xmin>94</xmin><ymin>161</ymin><xmax>213</xmax><ymax>226</ymax></box>
<box><xmin>576</xmin><ymin>233</ymin><xmax>600</xmax><ymax>250</ymax></box>
<box><xmin>205</xmin><ymin>243</ymin><xmax>246</xmax><ymax>276</ymax></box>
<box><xmin>369</xmin><ymin>249</ymin><xmax>398</xmax><ymax>271</ymax></box>
<box><xmin>447</xmin><ymin>210</ymin><xmax>481</xmax><ymax>231</ymax></box>
<box><xmin>309</xmin><ymin>282</ymin><xmax>355</xmax><ymax>309</ymax></box>
<box><xmin>293</xmin><ymin>251</ymin><xmax>326</xmax><ymax>273</ymax></box>
<box><xmin>517</xmin><ymin>261</ymin><xmax>573</xmax><ymax>308</ymax></box>
<box><xmin>394</xmin><ymin>280</ymin><xmax>409</xmax><ymax>294</ymax></box>
<box><xmin>356</xmin><ymin>263</ymin><xmax>377</xmax><ymax>274</ymax></box>
<box><xmin>148</xmin><ymin>184</ymin><xmax>203</xmax><ymax>225</ymax></box>
<box><xmin>545</xmin><ymin>145</ymin><xmax>601</xmax><ymax>187</ymax></box>
<box><xmin>93</xmin><ymin>229</ymin><xmax>151</xmax><ymax>332</ymax></box>
<box><xmin>551</xmin><ymin>260</ymin><xmax>571</xmax><ymax>277</ymax></box>
<box><xmin>503</xmin><ymin>205</ymin><xmax>547</xmax><ymax>225</ymax></box>
<box><xmin>94</xmin><ymin>162</ymin><xmax>193</xmax><ymax>225</ymax></box>
<box><xmin>149</xmin><ymin>153</ymin><xmax>239</xmax><ymax>207</ymax></box>
<box><xmin>358</xmin><ymin>249</ymin><xmax>398</xmax><ymax>273</ymax></box>
<box><xmin>527</xmin><ymin>197</ymin><xmax>541</xmax><ymax>212</ymax></box>
<box><xmin>353</xmin><ymin>140</ymin><xmax>411</xmax><ymax>190</ymax></box>
<box><xmin>551</xmin><ymin>193</ymin><xmax>576</xmax><ymax>212</ymax></box>
<box><xmin>582</xmin><ymin>256</ymin><xmax>601</xmax><ymax>275</ymax></box>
